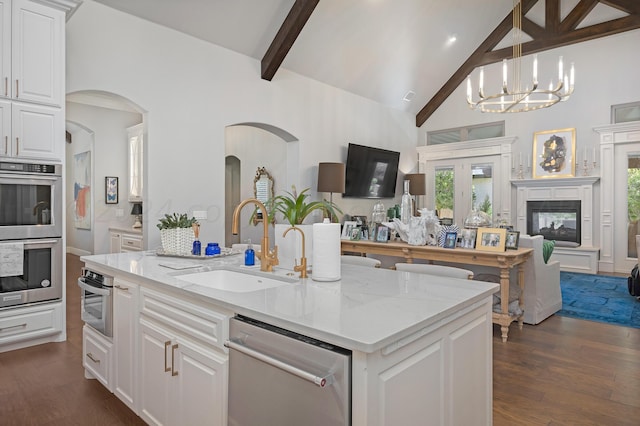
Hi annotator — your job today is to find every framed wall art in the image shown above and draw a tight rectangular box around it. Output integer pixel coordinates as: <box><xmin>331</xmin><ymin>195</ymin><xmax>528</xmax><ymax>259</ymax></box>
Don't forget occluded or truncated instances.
<box><xmin>475</xmin><ymin>227</ymin><xmax>507</xmax><ymax>252</ymax></box>
<box><xmin>532</xmin><ymin>128</ymin><xmax>576</xmax><ymax>179</ymax></box>
<box><xmin>105</xmin><ymin>176</ymin><xmax>118</xmax><ymax>204</ymax></box>
<box><xmin>341</xmin><ymin>221</ymin><xmax>357</xmax><ymax>240</ymax></box>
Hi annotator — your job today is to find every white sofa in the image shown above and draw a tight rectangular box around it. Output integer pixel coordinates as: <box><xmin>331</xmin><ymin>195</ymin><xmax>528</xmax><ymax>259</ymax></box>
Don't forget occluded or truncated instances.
<box><xmin>520</xmin><ymin>235</ymin><xmax>562</xmax><ymax>324</ymax></box>
<box><xmin>463</xmin><ymin>234</ymin><xmax>561</xmax><ymax>324</ymax></box>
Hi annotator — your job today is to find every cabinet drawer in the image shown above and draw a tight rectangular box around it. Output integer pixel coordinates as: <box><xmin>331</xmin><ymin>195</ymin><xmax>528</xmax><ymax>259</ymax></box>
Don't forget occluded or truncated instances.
<box><xmin>83</xmin><ymin>325</ymin><xmax>113</xmax><ymax>391</ymax></box>
<box><xmin>0</xmin><ymin>302</ymin><xmax>63</xmax><ymax>345</ymax></box>
<box><xmin>121</xmin><ymin>235</ymin><xmax>143</xmax><ymax>250</ymax></box>
<box><xmin>140</xmin><ymin>287</ymin><xmax>230</xmax><ymax>350</ymax></box>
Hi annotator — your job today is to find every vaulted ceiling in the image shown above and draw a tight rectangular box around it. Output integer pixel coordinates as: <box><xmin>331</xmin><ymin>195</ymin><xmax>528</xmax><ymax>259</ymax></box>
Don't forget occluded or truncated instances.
<box><xmin>91</xmin><ymin>0</ymin><xmax>640</xmax><ymax>127</ymax></box>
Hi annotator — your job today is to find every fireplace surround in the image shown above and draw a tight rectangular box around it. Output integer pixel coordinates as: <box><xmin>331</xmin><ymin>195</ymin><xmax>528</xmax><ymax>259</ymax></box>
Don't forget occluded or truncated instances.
<box><xmin>527</xmin><ymin>200</ymin><xmax>581</xmax><ymax>246</ymax></box>
<box><xmin>513</xmin><ymin>176</ymin><xmax>599</xmax><ymax>273</ymax></box>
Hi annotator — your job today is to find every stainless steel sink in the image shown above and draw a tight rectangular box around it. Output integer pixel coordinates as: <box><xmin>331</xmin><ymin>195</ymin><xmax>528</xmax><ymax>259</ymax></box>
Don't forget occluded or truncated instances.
<box><xmin>178</xmin><ymin>269</ymin><xmax>298</xmax><ymax>293</ymax></box>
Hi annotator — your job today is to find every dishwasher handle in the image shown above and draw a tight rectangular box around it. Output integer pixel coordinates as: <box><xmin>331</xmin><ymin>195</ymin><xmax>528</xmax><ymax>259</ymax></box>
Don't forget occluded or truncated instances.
<box><xmin>225</xmin><ymin>339</ymin><xmax>333</xmax><ymax>388</ymax></box>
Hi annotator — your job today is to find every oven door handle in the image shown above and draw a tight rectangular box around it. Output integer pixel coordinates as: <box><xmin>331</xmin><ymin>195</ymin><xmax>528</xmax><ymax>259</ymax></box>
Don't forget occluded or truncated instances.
<box><xmin>224</xmin><ymin>339</ymin><xmax>333</xmax><ymax>388</ymax></box>
<box><xmin>77</xmin><ymin>279</ymin><xmax>111</xmax><ymax>296</ymax></box>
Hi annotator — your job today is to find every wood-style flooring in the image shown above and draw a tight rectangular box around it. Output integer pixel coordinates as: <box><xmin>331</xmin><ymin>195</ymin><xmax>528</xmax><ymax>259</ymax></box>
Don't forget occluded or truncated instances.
<box><xmin>0</xmin><ymin>254</ymin><xmax>639</xmax><ymax>425</ymax></box>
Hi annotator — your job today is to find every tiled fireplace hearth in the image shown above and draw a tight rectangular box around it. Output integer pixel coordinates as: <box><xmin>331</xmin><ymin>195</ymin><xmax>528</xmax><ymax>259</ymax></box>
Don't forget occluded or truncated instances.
<box><xmin>512</xmin><ymin>176</ymin><xmax>600</xmax><ymax>273</ymax></box>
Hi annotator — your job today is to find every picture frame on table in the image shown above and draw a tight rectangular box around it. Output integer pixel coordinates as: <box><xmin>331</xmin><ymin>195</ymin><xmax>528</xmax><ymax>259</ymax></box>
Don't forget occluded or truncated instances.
<box><xmin>375</xmin><ymin>225</ymin><xmax>389</xmax><ymax>243</ymax></box>
<box><xmin>443</xmin><ymin>231</ymin><xmax>457</xmax><ymax>249</ymax></box>
<box><xmin>105</xmin><ymin>176</ymin><xmax>118</xmax><ymax>204</ymax></box>
<box><xmin>341</xmin><ymin>221</ymin><xmax>357</xmax><ymax>240</ymax></box>
<box><xmin>459</xmin><ymin>228</ymin><xmax>477</xmax><ymax>249</ymax></box>
<box><xmin>475</xmin><ymin>227</ymin><xmax>507</xmax><ymax>252</ymax></box>
<box><xmin>532</xmin><ymin>127</ymin><xmax>576</xmax><ymax>179</ymax></box>
<box><xmin>505</xmin><ymin>230</ymin><xmax>520</xmax><ymax>250</ymax></box>
<box><xmin>350</xmin><ymin>226</ymin><xmax>362</xmax><ymax>241</ymax></box>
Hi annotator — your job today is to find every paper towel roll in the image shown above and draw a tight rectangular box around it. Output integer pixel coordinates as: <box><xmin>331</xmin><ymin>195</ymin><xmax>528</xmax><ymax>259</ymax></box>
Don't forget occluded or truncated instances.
<box><xmin>312</xmin><ymin>220</ymin><xmax>341</xmax><ymax>282</ymax></box>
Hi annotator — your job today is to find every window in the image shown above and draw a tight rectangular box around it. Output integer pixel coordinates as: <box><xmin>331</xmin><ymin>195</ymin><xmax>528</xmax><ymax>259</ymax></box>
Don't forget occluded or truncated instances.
<box><xmin>427</xmin><ymin>121</ymin><xmax>505</xmax><ymax>145</ymax></box>
<box><xmin>611</xmin><ymin>101</ymin><xmax>640</xmax><ymax>124</ymax></box>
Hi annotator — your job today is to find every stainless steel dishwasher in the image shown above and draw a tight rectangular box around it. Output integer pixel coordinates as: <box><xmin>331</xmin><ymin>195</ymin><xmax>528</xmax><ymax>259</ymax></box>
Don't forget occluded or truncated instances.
<box><xmin>226</xmin><ymin>315</ymin><xmax>351</xmax><ymax>426</ymax></box>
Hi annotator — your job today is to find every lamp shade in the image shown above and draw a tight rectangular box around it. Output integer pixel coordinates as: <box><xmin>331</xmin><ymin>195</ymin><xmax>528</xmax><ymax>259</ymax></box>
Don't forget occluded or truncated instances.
<box><xmin>130</xmin><ymin>203</ymin><xmax>143</xmax><ymax>215</ymax></box>
<box><xmin>405</xmin><ymin>173</ymin><xmax>426</xmax><ymax>196</ymax></box>
<box><xmin>317</xmin><ymin>162</ymin><xmax>345</xmax><ymax>193</ymax></box>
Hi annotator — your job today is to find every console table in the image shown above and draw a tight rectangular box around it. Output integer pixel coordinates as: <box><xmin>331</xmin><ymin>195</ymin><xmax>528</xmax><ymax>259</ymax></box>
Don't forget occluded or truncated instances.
<box><xmin>341</xmin><ymin>240</ymin><xmax>533</xmax><ymax>342</ymax></box>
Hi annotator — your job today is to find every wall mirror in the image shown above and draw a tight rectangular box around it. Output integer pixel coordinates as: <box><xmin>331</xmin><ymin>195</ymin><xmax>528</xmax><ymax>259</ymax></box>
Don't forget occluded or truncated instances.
<box><xmin>253</xmin><ymin>167</ymin><xmax>274</xmax><ymax>223</ymax></box>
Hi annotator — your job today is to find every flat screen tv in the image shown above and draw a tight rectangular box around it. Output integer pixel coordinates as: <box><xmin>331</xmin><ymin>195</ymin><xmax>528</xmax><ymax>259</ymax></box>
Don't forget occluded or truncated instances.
<box><xmin>343</xmin><ymin>143</ymin><xmax>400</xmax><ymax>198</ymax></box>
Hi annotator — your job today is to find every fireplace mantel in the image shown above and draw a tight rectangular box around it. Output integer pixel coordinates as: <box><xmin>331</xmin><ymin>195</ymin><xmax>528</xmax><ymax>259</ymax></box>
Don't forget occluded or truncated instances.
<box><xmin>512</xmin><ymin>176</ymin><xmax>600</xmax><ymax>273</ymax></box>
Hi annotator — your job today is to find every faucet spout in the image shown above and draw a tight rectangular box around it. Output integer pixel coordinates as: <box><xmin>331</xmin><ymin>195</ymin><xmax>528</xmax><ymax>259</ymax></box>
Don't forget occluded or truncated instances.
<box><xmin>282</xmin><ymin>226</ymin><xmax>308</xmax><ymax>279</ymax></box>
<box><xmin>232</xmin><ymin>198</ymin><xmax>278</xmax><ymax>272</ymax></box>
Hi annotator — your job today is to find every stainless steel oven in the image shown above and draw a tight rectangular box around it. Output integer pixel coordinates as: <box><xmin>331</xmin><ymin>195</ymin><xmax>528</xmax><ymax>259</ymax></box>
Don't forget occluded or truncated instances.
<box><xmin>0</xmin><ymin>238</ymin><xmax>63</xmax><ymax>308</ymax></box>
<box><xmin>0</xmin><ymin>161</ymin><xmax>62</xmax><ymax>240</ymax></box>
<box><xmin>78</xmin><ymin>268</ymin><xmax>113</xmax><ymax>337</ymax></box>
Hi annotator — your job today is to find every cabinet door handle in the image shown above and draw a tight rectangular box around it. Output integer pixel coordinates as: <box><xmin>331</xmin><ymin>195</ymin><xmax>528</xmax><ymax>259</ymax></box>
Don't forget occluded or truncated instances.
<box><xmin>86</xmin><ymin>352</ymin><xmax>101</xmax><ymax>364</ymax></box>
<box><xmin>15</xmin><ymin>137</ymin><xmax>18</xmax><ymax>156</ymax></box>
<box><xmin>4</xmin><ymin>136</ymin><xmax>7</xmax><ymax>155</ymax></box>
<box><xmin>114</xmin><ymin>284</ymin><xmax>129</xmax><ymax>291</ymax></box>
<box><xmin>4</xmin><ymin>77</ymin><xmax>6</xmax><ymax>97</ymax></box>
<box><xmin>164</xmin><ymin>340</ymin><xmax>171</xmax><ymax>372</ymax></box>
<box><xmin>15</xmin><ymin>79</ymin><xmax>18</xmax><ymax>97</ymax></box>
<box><xmin>171</xmin><ymin>344</ymin><xmax>179</xmax><ymax>376</ymax></box>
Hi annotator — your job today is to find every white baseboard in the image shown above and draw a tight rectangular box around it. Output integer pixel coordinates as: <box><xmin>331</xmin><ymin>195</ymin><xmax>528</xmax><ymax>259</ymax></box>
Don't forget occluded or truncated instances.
<box><xmin>67</xmin><ymin>246</ymin><xmax>92</xmax><ymax>256</ymax></box>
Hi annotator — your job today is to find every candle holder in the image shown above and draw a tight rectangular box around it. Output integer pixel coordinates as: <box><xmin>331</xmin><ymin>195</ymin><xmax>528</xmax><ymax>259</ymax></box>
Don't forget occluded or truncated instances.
<box><xmin>582</xmin><ymin>159</ymin><xmax>597</xmax><ymax>176</ymax></box>
<box><xmin>517</xmin><ymin>163</ymin><xmax>525</xmax><ymax>180</ymax></box>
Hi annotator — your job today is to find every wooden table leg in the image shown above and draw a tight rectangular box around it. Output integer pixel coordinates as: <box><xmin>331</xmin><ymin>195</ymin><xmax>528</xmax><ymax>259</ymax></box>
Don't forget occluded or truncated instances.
<box><xmin>499</xmin><ymin>267</ymin><xmax>511</xmax><ymax>342</ymax></box>
<box><xmin>517</xmin><ymin>263</ymin><xmax>525</xmax><ymax>330</ymax></box>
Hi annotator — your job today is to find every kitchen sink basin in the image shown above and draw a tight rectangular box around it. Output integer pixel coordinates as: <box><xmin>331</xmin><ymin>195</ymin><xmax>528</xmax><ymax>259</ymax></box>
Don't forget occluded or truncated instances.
<box><xmin>178</xmin><ymin>269</ymin><xmax>297</xmax><ymax>293</ymax></box>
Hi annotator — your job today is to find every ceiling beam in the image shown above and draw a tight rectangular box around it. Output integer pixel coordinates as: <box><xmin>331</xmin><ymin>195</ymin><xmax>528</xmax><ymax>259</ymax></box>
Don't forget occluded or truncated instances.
<box><xmin>416</xmin><ymin>0</ymin><xmax>640</xmax><ymax>127</ymax></box>
<box><xmin>261</xmin><ymin>0</ymin><xmax>319</xmax><ymax>81</ymax></box>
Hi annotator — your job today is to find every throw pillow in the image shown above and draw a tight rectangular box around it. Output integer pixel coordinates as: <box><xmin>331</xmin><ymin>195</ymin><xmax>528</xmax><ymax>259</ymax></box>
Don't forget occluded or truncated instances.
<box><xmin>542</xmin><ymin>240</ymin><xmax>555</xmax><ymax>264</ymax></box>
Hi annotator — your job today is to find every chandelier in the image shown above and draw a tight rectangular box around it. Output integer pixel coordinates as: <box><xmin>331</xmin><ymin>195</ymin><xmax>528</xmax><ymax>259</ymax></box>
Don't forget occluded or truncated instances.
<box><xmin>466</xmin><ymin>0</ymin><xmax>575</xmax><ymax>113</ymax></box>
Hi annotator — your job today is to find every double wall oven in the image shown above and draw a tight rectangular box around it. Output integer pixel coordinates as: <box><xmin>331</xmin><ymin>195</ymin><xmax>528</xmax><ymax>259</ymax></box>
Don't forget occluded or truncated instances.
<box><xmin>0</xmin><ymin>161</ymin><xmax>63</xmax><ymax>309</ymax></box>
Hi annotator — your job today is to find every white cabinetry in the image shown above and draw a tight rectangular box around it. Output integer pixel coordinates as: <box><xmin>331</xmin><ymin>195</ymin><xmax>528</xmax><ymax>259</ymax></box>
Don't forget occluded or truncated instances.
<box><xmin>109</xmin><ymin>228</ymin><xmax>143</xmax><ymax>253</ymax></box>
<box><xmin>82</xmin><ymin>324</ymin><xmax>113</xmax><ymax>390</ymax></box>
<box><xmin>0</xmin><ymin>0</ymin><xmax>64</xmax><ymax>162</ymax></box>
<box><xmin>1</xmin><ymin>0</ymin><xmax>63</xmax><ymax>105</ymax></box>
<box><xmin>138</xmin><ymin>287</ymin><xmax>229</xmax><ymax>426</ymax></box>
<box><xmin>0</xmin><ymin>300</ymin><xmax>63</xmax><ymax>352</ymax></box>
<box><xmin>113</xmin><ymin>279</ymin><xmax>138</xmax><ymax>412</ymax></box>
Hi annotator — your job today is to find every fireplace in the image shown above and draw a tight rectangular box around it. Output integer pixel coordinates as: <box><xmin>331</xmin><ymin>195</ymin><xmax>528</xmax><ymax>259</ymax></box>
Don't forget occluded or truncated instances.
<box><xmin>527</xmin><ymin>200</ymin><xmax>581</xmax><ymax>246</ymax></box>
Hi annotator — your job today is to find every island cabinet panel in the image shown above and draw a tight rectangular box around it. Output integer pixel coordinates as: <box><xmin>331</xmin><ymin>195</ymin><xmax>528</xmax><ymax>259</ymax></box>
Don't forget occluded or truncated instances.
<box><xmin>137</xmin><ymin>287</ymin><xmax>231</xmax><ymax>426</ymax></box>
<box><xmin>113</xmin><ymin>279</ymin><xmax>139</xmax><ymax>413</ymax></box>
<box><xmin>352</xmin><ymin>299</ymin><xmax>493</xmax><ymax>426</ymax></box>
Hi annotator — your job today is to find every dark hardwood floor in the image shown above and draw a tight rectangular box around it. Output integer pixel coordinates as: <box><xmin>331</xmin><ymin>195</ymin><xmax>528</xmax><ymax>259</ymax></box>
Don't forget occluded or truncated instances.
<box><xmin>1</xmin><ymin>254</ymin><xmax>639</xmax><ymax>425</ymax></box>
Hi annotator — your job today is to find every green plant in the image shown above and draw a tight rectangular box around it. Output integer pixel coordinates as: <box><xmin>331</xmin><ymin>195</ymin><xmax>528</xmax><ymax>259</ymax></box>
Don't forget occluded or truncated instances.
<box><xmin>264</xmin><ymin>186</ymin><xmax>342</xmax><ymax>225</ymax></box>
<box><xmin>156</xmin><ymin>213</ymin><xmax>198</xmax><ymax>230</ymax></box>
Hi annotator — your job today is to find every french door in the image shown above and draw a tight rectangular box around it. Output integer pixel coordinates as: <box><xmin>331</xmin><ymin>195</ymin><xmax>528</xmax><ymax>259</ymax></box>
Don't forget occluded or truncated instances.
<box><xmin>613</xmin><ymin>143</ymin><xmax>640</xmax><ymax>273</ymax></box>
<box><xmin>424</xmin><ymin>154</ymin><xmax>504</xmax><ymax>227</ymax></box>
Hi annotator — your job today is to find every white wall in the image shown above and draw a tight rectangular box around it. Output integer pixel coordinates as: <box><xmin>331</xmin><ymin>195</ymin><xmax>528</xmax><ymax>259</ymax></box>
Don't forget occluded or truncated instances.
<box><xmin>419</xmin><ymin>29</ymin><xmax>640</xmax><ymax>248</ymax></box>
<box><xmin>66</xmin><ymin>101</ymin><xmax>143</xmax><ymax>254</ymax></box>
<box><xmin>66</xmin><ymin>0</ymin><xmax>418</xmax><ymax>249</ymax></box>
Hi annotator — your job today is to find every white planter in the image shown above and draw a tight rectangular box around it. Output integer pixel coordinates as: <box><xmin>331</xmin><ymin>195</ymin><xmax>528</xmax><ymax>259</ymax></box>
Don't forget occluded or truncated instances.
<box><xmin>160</xmin><ymin>227</ymin><xmax>195</xmax><ymax>255</ymax></box>
<box><xmin>275</xmin><ymin>224</ymin><xmax>313</xmax><ymax>271</ymax></box>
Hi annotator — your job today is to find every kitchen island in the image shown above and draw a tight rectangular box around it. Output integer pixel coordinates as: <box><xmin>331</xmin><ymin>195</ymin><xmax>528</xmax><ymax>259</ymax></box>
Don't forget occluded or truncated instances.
<box><xmin>81</xmin><ymin>250</ymin><xmax>499</xmax><ymax>425</ymax></box>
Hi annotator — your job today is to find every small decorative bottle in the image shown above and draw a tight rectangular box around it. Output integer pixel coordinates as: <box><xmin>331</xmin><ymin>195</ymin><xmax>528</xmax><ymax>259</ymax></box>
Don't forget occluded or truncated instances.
<box><xmin>192</xmin><ymin>224</ymin><xmax>201</xmax><ymax>256</ymax></box>
<box><xmin>245</xmin><ymin>239</ymin><xmax>255</xmax><ymax>266</ymax></box>
<box><xmin>400</xmin><ymin>179</ymin><xmax>413</xmax><ymax>224</ymax></box>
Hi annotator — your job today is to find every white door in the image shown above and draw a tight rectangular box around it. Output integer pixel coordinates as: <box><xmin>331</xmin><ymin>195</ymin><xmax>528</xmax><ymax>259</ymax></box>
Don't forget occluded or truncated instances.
<box><xmin>614</xmin><ymin>142</ymin><xmax>640</xmax><ymax>273</ymax></box>
<box><xmin>138</xmin><ymin>318</ymin><xmax>172</xmax><ymax>426</ymax></box>
<box><xmin>425</xmin><ymin>154</ymin><xmax>504</xmax><ymax>227</ymax></box>
<box><xmin>173</xmin><ymin>338</ymin><xmax>228</xmax><ymax>426</ymax></box>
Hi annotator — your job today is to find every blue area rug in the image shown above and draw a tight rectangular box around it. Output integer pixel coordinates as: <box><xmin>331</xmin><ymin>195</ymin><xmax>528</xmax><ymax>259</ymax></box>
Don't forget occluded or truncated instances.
<box><xmin>557</xmin><ymin>271</ymin><xmax>640</xmax><ymax>328</ymax></box>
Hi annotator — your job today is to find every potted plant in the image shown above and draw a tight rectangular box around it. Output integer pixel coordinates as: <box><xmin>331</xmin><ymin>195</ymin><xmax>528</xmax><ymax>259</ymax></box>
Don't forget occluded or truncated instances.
<box><xmin>157</xmin><ymin>213</ymin><xmax>199</xmax><ymax>255</ymax></box>
<box><xmin>265</xmin><ymin>187</ymin><xmax>342</xmax><ymax>270</ymax></box>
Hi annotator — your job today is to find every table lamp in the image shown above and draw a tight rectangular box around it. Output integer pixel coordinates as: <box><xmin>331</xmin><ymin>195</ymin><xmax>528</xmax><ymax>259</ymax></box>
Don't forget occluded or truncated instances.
<box><xmin>405</xmin><ymin>173</ymin><xmax>426</xmax><ymax>214</ymax></box>
<box><xmin>317</xmin><ymin>162</ymin><xmax>345</xmax><ymax>222</ymax></box>
<box><xmin>131</xmin><ymin>202</ymin><xmax>143</xmax><ymax>228</ymax></box>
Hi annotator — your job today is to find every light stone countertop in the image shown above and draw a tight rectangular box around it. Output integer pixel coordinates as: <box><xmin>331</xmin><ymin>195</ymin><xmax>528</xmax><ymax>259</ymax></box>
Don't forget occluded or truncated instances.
<box><xmin>81</xmin><ymin>250</ymin><xmax>499</xmax><ymax>353</ymax></box>
<box><xmin>108</xmin><ymin>226</ymin><xmax>143</xmax><ymax>235</ymax></box>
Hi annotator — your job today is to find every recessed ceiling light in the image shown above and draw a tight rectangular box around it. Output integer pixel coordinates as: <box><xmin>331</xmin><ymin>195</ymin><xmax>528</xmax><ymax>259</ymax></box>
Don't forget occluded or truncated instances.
<box><xmin>403</xmin><ymin>91</ymin><xmax>415</xmax><ymax>102</ymax></box>
<box><xmin>447</xmin><ymin>35</ymin><xmax>457</xmax><ymax>45</ymax></box>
